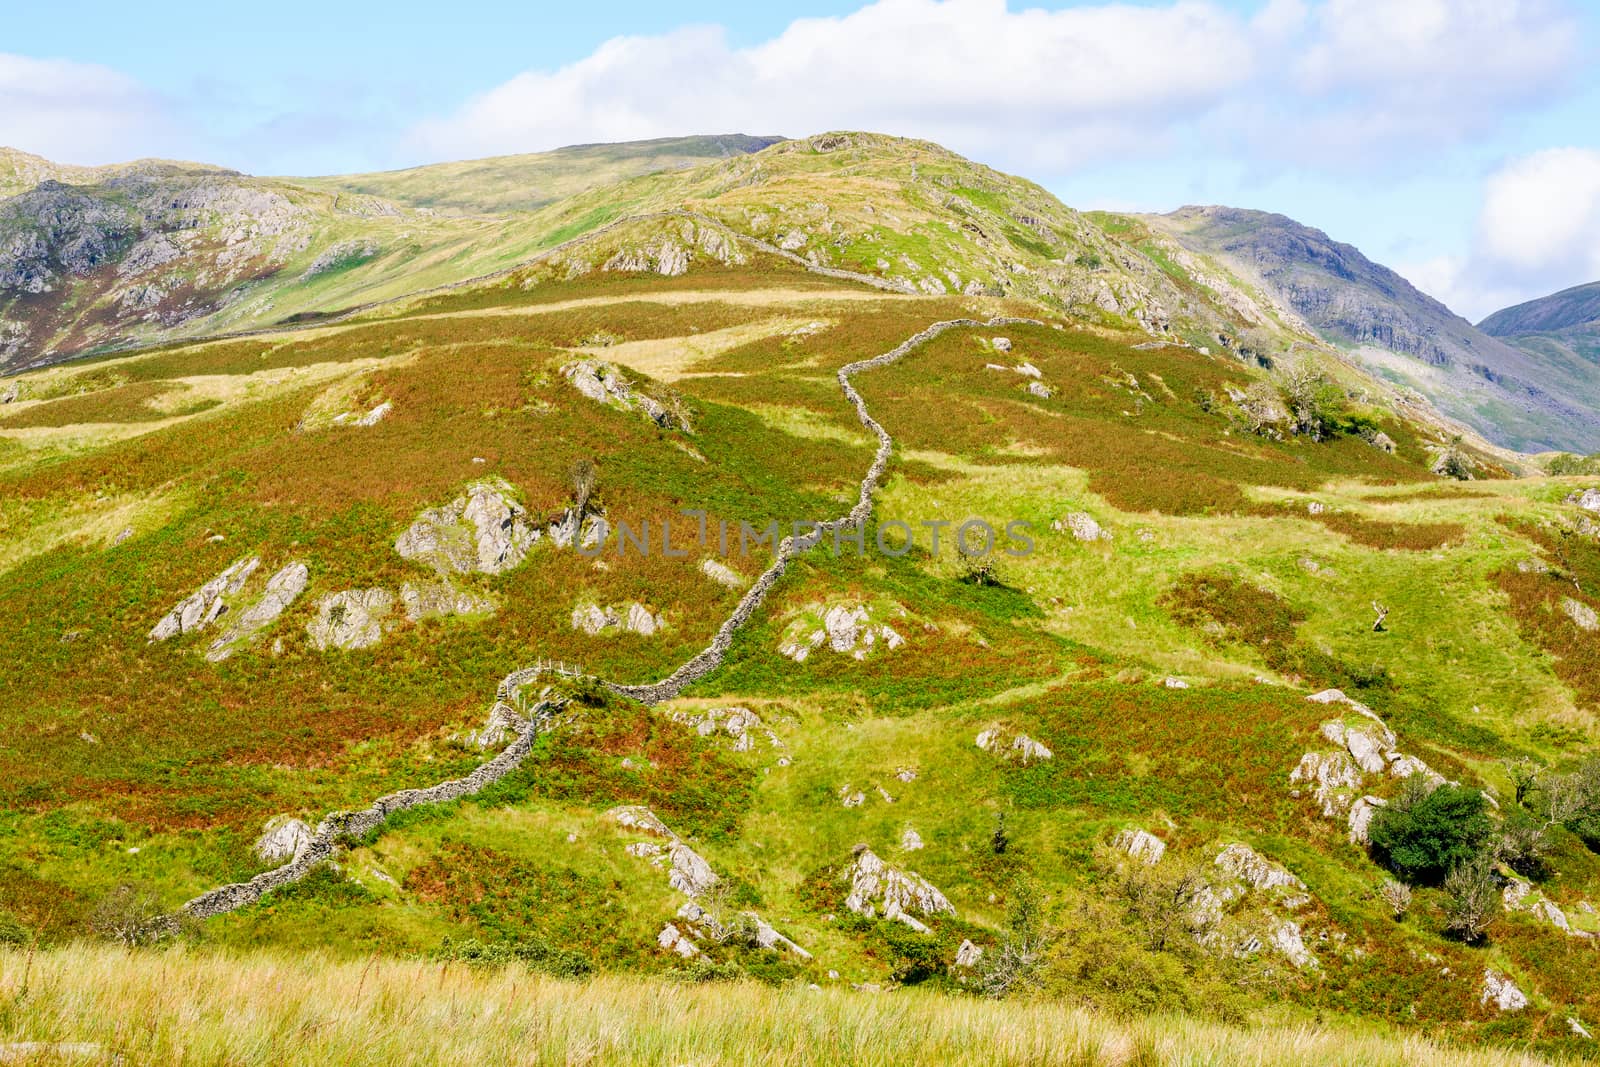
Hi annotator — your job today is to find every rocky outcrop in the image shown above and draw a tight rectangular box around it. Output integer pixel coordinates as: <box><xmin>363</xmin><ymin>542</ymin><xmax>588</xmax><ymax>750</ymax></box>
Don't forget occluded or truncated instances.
<box><xmin>1292</xmin><ymin>690</ymin><xmax>1447</xmax><ymax>831</ymax></box>
<box><xmin>843</xmin><ymin>847</ymin><xmax>955</xmax><ymax>934</ymax></box>
<box><xmin>400</xmin><ymin>579</ymin><xmax>495</xmax><ymax>622</ymax></box>
<box><xmin>571</xmin><ymin>601</ymin><xmax>664</xmax><ymax>637</ymax></box>
<box><xmin>395</xmin><ymin>479</ymin><xmax>541</xmax><ymax>576</ymax></box>
<box><xmin>778</xmin><ymin>602</ymin><xmax>906</xmax><ymax>662</ymax></box>
<box><xmin>1346</xmin><ymin>795</ymin><xmax>1387</xmax><ymax>845</ymax></box>
<box><xmin>1566</xmin><ymin>488</ymin><xmax>1600</xmax><ymax>513</ymax></box>
<box><xmin>657</xmin><ymin>922</ymin><xmax>699</xmax><ymax>958</ymax></box>
<box><xmin>1214</xmin><ymin>843</ymin><xmax>1306</xmax><ymax>895</ymax></box>
<box><xmin>1053</xmin><ymin>512</ymin><xmax>1110</xmax><ymax>541</ymax></box>
<box><xmin>560</xmin><ymin>360</ymin><xmax>684</xmax><ymax>429</ymax></box>
<box><xmin>306</xmin><ymin>589</ymin><xmax>394</xmax><ymax>651</ymax></box>
<box><xmin>1563</xmin><ymin>597</ymin><xmax>1599</xmax><ymax>632</ymax></box>
<box><xmin>1113</xmin><ymin>828</ymin><xmax>1167</xmax><ymax>866</ymax></box>
<box><xmin>253</xmin><ymin>816</ymin><xmax>313</xmax><ymax>864</ymax></box>
<box><xmin>976</xmin><ymin>724</ymin><xmax>1053</xmax><ymax>764</ymax></box>
<box><xmin>1481</xmin><ymin>970</ymin><xmax>1528</xmax><ymax>1012</ymax></box>
<box><xmin>149</xmin><ymin>557</ymin><xmax>261</xmax><ymax>642</ymax></box>
<box><xmin>700</xmin><ymin>559</ymin><xmax>747</xmax><ymax>589</ymax></box>
<box><xmin>667</xmin><ymin>706</ymin><xmax>780</xmax><ymax>751</ymax></box>
<box><xmin>205</xmin><ymin>561</ymin><xmax>308</xmax><ymax>662</ymax></box>
<box><xmin>954</xmin><ymin>939</ymin><xmax>983</xmax><ymax>968</ymax></box>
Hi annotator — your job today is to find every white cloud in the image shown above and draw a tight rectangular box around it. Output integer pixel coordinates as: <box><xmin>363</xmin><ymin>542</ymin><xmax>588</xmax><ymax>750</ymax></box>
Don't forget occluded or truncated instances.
<box><xmin>1400</xmin><ymin>148</ymin><xmax>1600</xmax><ymax>321</ymax></box>
<box><xmin>408</xmin><ymin>0</ymin><xmax>1256</xmax><ymax>167</ymax></box>
<box><xmin>0</xmin><ymin>53</ymin><xmax>179</xmax><ymax>164</ymax></box>
<box><xmin>1480</xmin><ymin>148</ymin><xmax>1600</xmax><ymax>279</ymax></box>
<box><xmin>408</xmin><ymin>0</ymin><xmax>1579</xmax><ymax>174</ymax></box>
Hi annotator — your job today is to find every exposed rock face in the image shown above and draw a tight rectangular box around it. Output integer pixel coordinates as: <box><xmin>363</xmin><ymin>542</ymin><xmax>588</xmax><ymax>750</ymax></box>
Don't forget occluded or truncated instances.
<box><xmin>570</xmin><ymin>601</ymin><xmax>664</xmax><ymax>637</ymax></box>
<box><xmin>1503</xmin><ymin>878</ymin><xmax>1584</xmax><ymax>936</ymax></box>
<box><xmin>667</xmin><ymin>706</ymin><xmax>779</xmax><ymax>751</ymax></box>
<box><xmin>149</xmin><ymin>557</ymin><xmax>261</xmax><ymax>641</ymax></box>
<box><xmin>901</xmin><ymin>827</ymin><xmax>925</xmax><ymax>851</ymax></box>
<box><xmin>300</xmin><ymin>238</ymin><xmax>378</xmax><ymax>279</ymax></box>
<box><xmin>976</xmin><ymin>724</ymin><xmax>1053</xmax><ymax>763</ymax></box>
<box><xmin>778</xmin><ymin>602</ymin><xmax>906</xmax><ymax>662</ymax></box>
<box><xmin>1150</xmin><ymin>205</ymin><xmax>1597</xmax><ymax>454</ymax></box>
<box><xmin>1481</xmin><ymin>970</ymin><xmax>1528</xmax><ymax>1012</ymax></box>
<box><xmin>1563</xmin><ymin>597</ymin><xmax>1599</xmax><ymax>632</ymax></box>
<box><xmin>1569</xmin><ymin>488</ymin><xmax>1600</xmax><ymax>513</ymax></box>
<box><xmin>606</xmin><ymin>805</ymin><xmax>674</xmax><ymax>839</ymax></box>
<box><xmin>657</xmin><ymin>922</ymin><xmax>700</xmax><ymax>958</ymax></box>
<box><xmin>954</xmin><ymin>939</ymin><xmax>983</xmax><ymax>967</ymax></box>
<box><xmin>306</xmin><ymin>589</ymin><xmax>394</xmax><ymax>651</ymax></box>
<box><xmin>205</xmin><ymin>561</ymin><xmax>309</xmax><ymax>662</ymax></box>
<box><xmin>560</xmin><ymin>360</ymin><xmax>683</xmax><ymax>429</ymax></box>
<box><xmin>1293</xmin><ymin>692</ymin><xmax>1448</xmax><ymax>830</ymax></box>
<box><xmin>1113</xmin><ymin>828</ymin><xmax>1168</xmax><ymax>866</ymax></box>
<box><xmin>1269</xmin><ymin>919</ymin><xmax>1317</xmax><ymax>970</ymax></box>
<box><xmin>400</xmin><ymin>580</ymin><xmax>495</xmax><ymax>622</ymax></box>
<box><xmin>253</xmin><ymin>816</ymin><xmax>313</xmax><ymax>864</ymax></box>
<box><xmin>843</xmin><ymin>847</ymin><xmax>955</xmax><ymax>933</ymax></box>
<box><xmin>395</xmin><ymin>479</ymin><xmax>541</xmax><ymax>576</ymax></box>
<box><xmin>700</xmin><ymin>559</ymin><xmax>747</xmax><ymax>589</ymax></box>
<box><xmin>1214</xmin><ymin>843</ymin><xmax>1305</xmax><ymax>894</ymax></box>
<box><xmin>1347</xmin><ymin>795</ymin><xmax>1387</xmax><ymax>845</ymax></box>
<box><xmin>1053</xmin><ymin>512</ymin><xmax>1110</xmax><ymax>541</ymax></box>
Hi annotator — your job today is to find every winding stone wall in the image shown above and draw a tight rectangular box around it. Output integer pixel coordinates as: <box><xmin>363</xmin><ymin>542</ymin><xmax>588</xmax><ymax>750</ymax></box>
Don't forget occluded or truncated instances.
<box><xmin>160</xmin><ymin>270</ymin><xmax>1045</xmax><ymax>927</ymax></box>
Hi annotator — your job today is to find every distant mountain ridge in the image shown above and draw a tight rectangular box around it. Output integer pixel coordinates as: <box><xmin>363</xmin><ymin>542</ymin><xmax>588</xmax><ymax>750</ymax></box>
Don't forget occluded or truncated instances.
<box><xmin>1481</xmin><ymin>280</ymin><xmax>1600</xmax><ymax>337</ymax></box>
<box><xmin>1143</xmin><ymin>206</ymin><xmax>1600</xmax><ymax>453</ymax></box>
<box><xmin>290</xmin><ymin>134</ymin><xmax>787</xmax><ymax>216</ymax></box>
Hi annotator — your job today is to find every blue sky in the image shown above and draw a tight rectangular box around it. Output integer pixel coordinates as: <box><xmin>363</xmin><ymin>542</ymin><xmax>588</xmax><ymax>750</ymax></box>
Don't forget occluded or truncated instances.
<box><xmin>5</xmin><ymin>0</ymin><xmax>1599</xmax><ymax>319</ymax></box>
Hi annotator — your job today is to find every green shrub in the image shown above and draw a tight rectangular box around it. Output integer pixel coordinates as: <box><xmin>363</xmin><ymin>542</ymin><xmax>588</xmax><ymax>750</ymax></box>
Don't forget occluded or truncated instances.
<box><xmin>434</xmin><ymin>935</ymin><xmax>592</xmax><ymax>978</ymax></box>
<box><xmin>1369</xmin><ymin>781</ymin><xmax>1495</xmax><ymax>884</ymax></box>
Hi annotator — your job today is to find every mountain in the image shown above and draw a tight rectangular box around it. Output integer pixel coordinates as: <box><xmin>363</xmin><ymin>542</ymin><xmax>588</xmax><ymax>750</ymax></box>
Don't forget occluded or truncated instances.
<box><xmin>2</xmin><ymin>131</ymin><xmax>1599</xmax><ymax>1061</ymax></box>
<box><xmin>0</xmin><ymin>133</ymin><xmax>1301</xmax><ymax>377</ymax></box>
<box><xmin>291</xmin><ymin>133</ymin><xmax>787</xmax><ymax>216</ymax></box>
<box><xmin>1140</xmin><ymin>206</ymin><xmax>1600</xmax><ymax>454</ymax></box>
<box><xmin>1480</xmin><ymin>281</ymin><xmax>1600</xmax><ymax>395</ymax></box>
<box><xmin>1482</xmin><ymin>280</ymin><xmax>1600</xmax><ymax>338</ymax></box>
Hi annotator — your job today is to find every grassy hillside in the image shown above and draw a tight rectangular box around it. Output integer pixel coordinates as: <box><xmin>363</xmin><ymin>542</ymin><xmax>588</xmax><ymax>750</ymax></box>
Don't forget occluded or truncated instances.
<box><xmin>290</xmin><ymin>134</ymin><xmax>784</xmax><ymax>215</ymax></box>
<box><xmin>0</xmin><ymin>136</ymin><xmax>1597</xmax><ymax>1061</ymax></box>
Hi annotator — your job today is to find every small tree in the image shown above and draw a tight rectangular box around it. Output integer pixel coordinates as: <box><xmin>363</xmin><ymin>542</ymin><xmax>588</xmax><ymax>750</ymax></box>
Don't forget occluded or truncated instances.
<box><xmin>990</xmin><ymin>813</ymin><xmax>1011</xmax><ymax>856</ymax></box>
<box><xmin>979</xmin><ymin>878</ymin><xmax>1052</xmax><ymax>998</ymax></box>
<box><xmin>1495</xmin><ymin>808</ymin><xmax>1554</xmax><ymax>878</ymax></box>
<box><xmin>89</xmin><ymin>884</ymin><xmax>166</xmax><ymax>948</ymax></box>
<box><xmin>1441</xmin><ymin>854</ymin><xmax>1498</xmax><ymax>943</ymax></box>
<box><xmin>1432</xmin><ymin>437</ymin><xmax>1474</xmax><ymax>480</ymax></box>
<box><xmin>1504</xmin><ymin>757</ymin><xmax>1542</xmax><ymax>808</ymax></box>
<box><xmin>1368</xmin><ymin>780</ymin><xmax>1495</xmax><ymax>884</ymax></box>
<box><xmin>957</xmin><ymin>547</ymin><xmax>1002</xmax><ymax>587</ymax></box>
<box><xmin>1275</xmin><ymin>356</ymin><xmax>1343</xmax><ymax>440</ymax></box>
<box><xmin>1378</xmin><ymin>878</ymin><xmax>1412</xmax><ymax>922</ymax></box>
<box><xmin>569</xmin><ymin>458</ymin><xmax>598</xmax><ymax>522</ymax></box>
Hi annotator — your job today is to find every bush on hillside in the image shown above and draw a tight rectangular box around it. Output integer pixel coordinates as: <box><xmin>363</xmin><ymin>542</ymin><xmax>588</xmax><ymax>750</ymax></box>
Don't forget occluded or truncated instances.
<box><xmin>1441</xmin><ymin>854</ymin><xmax>1498</xmax><ymax>943</ymax></box>
<box><xmin>1368</xmin><ymin>779</ymin><xmax>1495</xmax><ymax>884</ymax></box>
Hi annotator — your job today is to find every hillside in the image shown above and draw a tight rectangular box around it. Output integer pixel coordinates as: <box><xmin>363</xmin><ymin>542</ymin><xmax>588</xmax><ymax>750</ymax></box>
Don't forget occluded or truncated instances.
<box><xmin>2</xmin><ymin>170</ymin><xmax>1599</xmax><ymax>1055</ymax></box>
<box><xmin>1482</xmin><ymin>282</ymin><xmax>1600</xmax><ymax>338</ymax></box>
<box><xmin>2</xmin><ymin>133</ymin><xmax>1303</xmax><ymax>374</ymax></box>
<box><xmin>0</xmin><ymin>133</ymin><xmax>1598</xmax><ymax>1061</ymax></box>
<box><xmin>1139</xmin><ymin>207</ymin><xmax>1600</xmax><ymax>455</ymax></box>
<box><xmin>1480</xmin><ymin>282</ymin><xmax>1600</xmax><ymax>397</ymax></box>
<box><xmin>291</xmin><ymin>134</ymin><xmax>785</xmax><ymax>216</ymax></box>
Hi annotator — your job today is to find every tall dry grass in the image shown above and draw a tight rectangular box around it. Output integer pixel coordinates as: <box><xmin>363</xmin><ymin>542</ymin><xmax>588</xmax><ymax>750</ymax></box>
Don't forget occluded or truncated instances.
<box><xmin>0</xmin><ymin>944</ymin><xmax>1567</xmax><ymax>1066</ymax></box>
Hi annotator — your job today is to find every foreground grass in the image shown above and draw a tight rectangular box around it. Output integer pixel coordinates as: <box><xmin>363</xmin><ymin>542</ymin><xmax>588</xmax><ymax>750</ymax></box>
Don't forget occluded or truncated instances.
<box><xmin>0</xmin><ymin>945</ymin><xmax>1567</xmax><ymax>1066</ymax></box>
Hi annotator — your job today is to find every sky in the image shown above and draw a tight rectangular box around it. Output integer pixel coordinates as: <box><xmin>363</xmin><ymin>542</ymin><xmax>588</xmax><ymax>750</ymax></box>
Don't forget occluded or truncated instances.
<box><xmin>4</xmin><ymin>0</ymin><xmax>1599</xmax><ymax>321</ymax></box>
